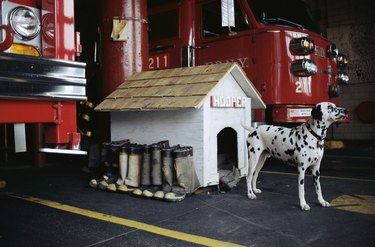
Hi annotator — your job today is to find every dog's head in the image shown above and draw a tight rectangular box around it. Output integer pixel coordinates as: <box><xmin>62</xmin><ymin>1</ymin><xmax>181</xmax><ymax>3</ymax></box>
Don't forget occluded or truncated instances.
<box><xmin>311</xmin><ymin>102</ymin><xmax>349</xmax><ymax>124</ymax></box>
<box><xmin>311</xmin><ymin>102</ymin><xmax>348</xmax><ymax>123</ymax></box>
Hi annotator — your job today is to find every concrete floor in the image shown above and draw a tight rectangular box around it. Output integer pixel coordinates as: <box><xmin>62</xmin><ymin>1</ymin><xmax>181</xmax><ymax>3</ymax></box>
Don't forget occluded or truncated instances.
<box><xmin>0</xmin><ymin>155</ymin><xmax>374</xmax><ymax>247</ymax></box>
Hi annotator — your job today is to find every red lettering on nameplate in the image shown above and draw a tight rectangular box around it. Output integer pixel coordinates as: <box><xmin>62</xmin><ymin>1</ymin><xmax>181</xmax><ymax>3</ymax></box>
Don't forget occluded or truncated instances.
<box><xmin>210</xmin><ymin>96</ymin><xmax>247</xmax><ymax>108</ymax></box>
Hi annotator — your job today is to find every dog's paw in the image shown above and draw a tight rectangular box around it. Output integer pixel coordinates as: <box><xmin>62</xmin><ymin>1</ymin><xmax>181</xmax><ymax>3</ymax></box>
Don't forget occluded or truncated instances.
<box><xmin>253</xmin><ymin>188</ymin><xmax>262</xmax><ymax>194</ymax></box>
<box><xmin>247</xmin><ymin>193</ymin><xmax>257</xmax><ymax>200</ymax></box>
<box><xmin>300</xmin><ymin>203</ymin><xmax>311</xmax><ymax>211</ymax></box>
<box><xmin>320</xmin><ymin>200</ymin><xmax>330</xmax><ymax>207</ymax></box>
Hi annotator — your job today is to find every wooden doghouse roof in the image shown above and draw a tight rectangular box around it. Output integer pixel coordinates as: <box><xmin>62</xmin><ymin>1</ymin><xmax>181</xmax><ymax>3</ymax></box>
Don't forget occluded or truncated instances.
<box><xmin>95</xmin><ymin>63</ymin><xmax>265</xmax><ymax>111</ymax></box>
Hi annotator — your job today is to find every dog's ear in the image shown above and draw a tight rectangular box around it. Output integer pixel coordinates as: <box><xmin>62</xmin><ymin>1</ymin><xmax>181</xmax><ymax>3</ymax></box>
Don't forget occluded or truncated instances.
<box><xmin>311</xmin><ymin>105</ymin><xmax>323</xmax><ymax>121</ymax></box>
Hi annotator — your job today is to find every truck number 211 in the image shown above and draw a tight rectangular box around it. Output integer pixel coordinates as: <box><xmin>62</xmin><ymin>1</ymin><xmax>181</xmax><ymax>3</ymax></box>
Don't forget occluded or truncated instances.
<box><xmin>149</xmin><ymin>54</ymin><xmax>169</xmax><ymax>70</ymax></box>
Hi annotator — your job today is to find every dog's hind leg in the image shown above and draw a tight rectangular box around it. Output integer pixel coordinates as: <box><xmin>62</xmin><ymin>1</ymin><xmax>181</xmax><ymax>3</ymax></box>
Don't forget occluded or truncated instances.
<box><xmin>246</xmin><ymin>152</ymin><xmax>260</xmax><ymax>200</ymax></box>
<box><xmin>311</xmin><ymin>162</ymin><xmax>330</xmax><ymax>207</ymax></box>
<box><xmin>252</xmin><ymin>152</ymin><xmax>268</xmax><ymax>194</ymax></box>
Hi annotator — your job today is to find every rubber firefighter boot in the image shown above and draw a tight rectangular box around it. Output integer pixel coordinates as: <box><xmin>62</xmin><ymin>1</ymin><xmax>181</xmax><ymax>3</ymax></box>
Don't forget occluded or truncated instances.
<box><xmin>141</xmin><ymin>145</ymin><xmax>152</xmax><ymax>186</ymax></box>
<box><xmin>114</xmin><ymin>145</ymin><xmax>129</xmax><ymax>192</ymax></box>
<box><xmin>154</xmin><ymin>147</ymin><xmax>175</xmax><ymax>200</ymax></box>
<box><xmin>173</xmin><ymin>146</ymin><xmax>200</xmax><ymax>194</ymax></box>
<box><xmin>186</xmin><ymin>146</ymin><xmax>200</xmax><ymax>193</ymax></box>
<box><xmin>133</xmin><ymin>145</ymin><xmax>152</xmax><ymax>197</ymax></box>
<box><xmin>100</xmin><ymin>163</ymin><xmax>119</xmax><ymax>191</ymax></box>
<box><xmin>164</xmin><ymin>147</ymin><xmax>187</xmax><ymax>202</ymax></box>
<box><xmin>125</xmin><ymin>145</ymin><xmax>143</xmax><ymax>189</ymax></box>
<box><xmin>142</xmin><ymin>143</ymin><xmax>164</xmax><ymax>197</ymax></box>
<box><xmin>151</xmin><ymin>143</ymin><xmax>163</xmax><ymax>186</ymax></box>
<box><xmin>106</xmin><ymin>144</ymin><xmax>130</xmax><ymax>192</ymax></box>
<box><xmin>104</xmin><ymin>141</ymin><xmax>126</xmax><ymax>191</ymax></box>
<box><xmin>162</xmin><ymin>147</ymin><xmax>174</xmax><ymax>191</ymax></box>
<box><xmin>89</xmin><ymin>142</ymin><xmax>110</xmax><ymax>188</ymax></box>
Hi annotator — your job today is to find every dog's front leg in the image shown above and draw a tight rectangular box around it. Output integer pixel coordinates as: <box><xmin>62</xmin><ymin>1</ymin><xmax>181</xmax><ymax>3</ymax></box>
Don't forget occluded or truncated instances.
<box><xmin>298</xmin><ymin>166</ymin><xmax>310</xmax><ymax>210</ymax></box>
<box><xmin>311</xmin><ymin>164</ymin><xmax>330</xmax><ymax>207</ymax></box>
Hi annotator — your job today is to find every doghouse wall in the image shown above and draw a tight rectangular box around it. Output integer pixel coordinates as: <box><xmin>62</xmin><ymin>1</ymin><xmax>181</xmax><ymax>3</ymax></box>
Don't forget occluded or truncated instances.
<box><xmin>110</xmin><ymin>109</ymin><xmax>206</xmax><ymax>185</ymax></box>
<box><xmin>202</xmin><ymin>74</ymin><xmax>251</xmax><ymax>185</ymax></box>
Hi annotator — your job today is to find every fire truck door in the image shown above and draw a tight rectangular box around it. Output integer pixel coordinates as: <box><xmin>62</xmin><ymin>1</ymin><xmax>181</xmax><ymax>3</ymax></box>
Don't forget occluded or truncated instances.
<box><xmin>195</xmin><ymin>0</ymin><xmax>255</xmax><ymax>78</ymax></box>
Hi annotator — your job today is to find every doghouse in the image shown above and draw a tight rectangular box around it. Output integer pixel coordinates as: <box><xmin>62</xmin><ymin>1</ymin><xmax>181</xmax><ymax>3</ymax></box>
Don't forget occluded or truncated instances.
<box><xmin>96</xmin><ymin>63</ymin><xmax>265</xmax><ymax>187</ymax></box>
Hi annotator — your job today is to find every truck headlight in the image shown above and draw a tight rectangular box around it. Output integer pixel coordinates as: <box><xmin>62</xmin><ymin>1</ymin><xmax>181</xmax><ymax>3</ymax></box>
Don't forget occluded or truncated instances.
<box><xmin>291</xmin><ymin>59</ymin><xmax>317</xmax><ymax>76</ymax></box>
<box><xmin>9</xmin><ymin>6</ymin><xmax>40</xmax><ymax>40</ymax></box>
<box><xmin>290</xmin><ymin>37</ymin><xmax>315</xmax><ymax>55</ymax></box>
<box><xmin>337</xmin><ymin>71</ymin><xmax>349</xmax><ymax>84</ymax></box>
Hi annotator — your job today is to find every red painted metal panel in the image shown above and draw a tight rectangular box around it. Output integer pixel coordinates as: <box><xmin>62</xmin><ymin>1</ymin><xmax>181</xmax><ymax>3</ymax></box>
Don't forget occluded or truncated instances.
<box><xmin>44</xmin><ymin>101</ymin><xmax>77</xmax><ymax>144</ymax></box>
<box><xmin>0</xmin><ymin>100</ymin><xmax>56</xmax><ymax>123</ymax></box>
<box><xmin>99</xmin><ymin>0</ymin><xmax>149</xmax><ymax>99</ymax></box>
<box><xmin>0</xmin><ymin>100</ymin><xmax>76</xmax><ymax>143</ymax></box>
<box><xmin>0</xmin><ymin>25</ymin><xmax>13</xmax><ymax>51</ymax></box>
<box><xmin>41</xmin><ymin>0</ymin><xmax>75</xmax><ymax>60</ymax></box>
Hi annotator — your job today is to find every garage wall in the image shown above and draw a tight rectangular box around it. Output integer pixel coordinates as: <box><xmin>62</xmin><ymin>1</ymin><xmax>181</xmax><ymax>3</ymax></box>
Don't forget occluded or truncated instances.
<box><xmin>315</xmin><ymin>0</ymin><xmax>375</xmax><ymax>140</ymax></box>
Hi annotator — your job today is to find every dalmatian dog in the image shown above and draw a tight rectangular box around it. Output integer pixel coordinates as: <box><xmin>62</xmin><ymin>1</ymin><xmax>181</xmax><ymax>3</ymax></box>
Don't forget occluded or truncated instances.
<box><xmin>242</xmin><ymin>102</ymin><xmax>348</xmax><ymax>210</ymax></box>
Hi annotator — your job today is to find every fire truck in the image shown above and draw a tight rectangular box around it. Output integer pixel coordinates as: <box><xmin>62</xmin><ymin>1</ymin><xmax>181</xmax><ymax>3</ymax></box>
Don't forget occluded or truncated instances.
<box><xmin>0</xmin><ymin>0</ymin><xmax>86</xmax><ymax>165</ymax></box>
<box><xmin>148</xmin><ymin>0</ymin><xmax>349</xmax><ymax>123</ymax></box>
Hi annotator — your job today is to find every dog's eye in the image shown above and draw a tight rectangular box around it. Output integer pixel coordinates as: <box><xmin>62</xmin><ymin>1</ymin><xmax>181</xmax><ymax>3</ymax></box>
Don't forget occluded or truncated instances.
<box><xmin>327</xmin><ymin>105</ymin><xmax>333</xmax><ymax>113</ymax></box>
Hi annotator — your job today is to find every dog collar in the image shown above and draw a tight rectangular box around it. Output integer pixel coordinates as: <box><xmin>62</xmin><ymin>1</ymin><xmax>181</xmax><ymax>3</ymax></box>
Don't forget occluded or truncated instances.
<box><xmin>305</xmin><ymin>123</ymin><xmax>324</xmax><ymax>142</ymax></box>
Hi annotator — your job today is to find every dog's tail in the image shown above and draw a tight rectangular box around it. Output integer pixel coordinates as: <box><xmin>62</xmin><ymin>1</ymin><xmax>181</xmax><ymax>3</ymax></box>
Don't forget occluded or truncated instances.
<box><xmin>240</xmin><ymin>119</ymin><xmax>256</xmax><ymax>132</ymax></box>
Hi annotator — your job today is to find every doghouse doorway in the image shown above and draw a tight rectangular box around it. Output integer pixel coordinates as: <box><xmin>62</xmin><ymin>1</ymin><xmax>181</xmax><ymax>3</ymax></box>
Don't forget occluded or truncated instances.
<box><xmin>217</xmin><ymin>127</ymin><xmax>238</xmax><ymax>171</ymax></box>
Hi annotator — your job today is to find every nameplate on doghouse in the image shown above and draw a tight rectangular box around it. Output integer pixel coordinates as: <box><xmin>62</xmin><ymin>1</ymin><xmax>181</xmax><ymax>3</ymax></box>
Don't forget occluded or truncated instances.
<box><xmin>210</xmin><ymin>96</ymin><xmax>246</xmax><ymax>108</ymax></box>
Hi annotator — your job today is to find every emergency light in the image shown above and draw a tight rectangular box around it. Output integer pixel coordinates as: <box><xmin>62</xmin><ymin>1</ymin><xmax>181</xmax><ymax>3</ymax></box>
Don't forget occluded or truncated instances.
<box><xmin>8</xmin><ymin>43</ymin><xmax>40</xmax><ymax>56</ymax></box>
<box><xmin>289</xmin><ymin>37</ymin><xmax>315</xmax><ymax>55</ymax></box>
<box><xmin>337</xmin><ymin>53</ymin><xmax>349</xmax><ymax>67</ymax></box>
<box><xmin>291</xmin><ymin>59</ymin><xmax>317</xmax><ymax>76</ymax></box>
<box><xmin>337</xmin><ymin>71</ymin><xmax>349</xmax><ymax>85</ymax></box>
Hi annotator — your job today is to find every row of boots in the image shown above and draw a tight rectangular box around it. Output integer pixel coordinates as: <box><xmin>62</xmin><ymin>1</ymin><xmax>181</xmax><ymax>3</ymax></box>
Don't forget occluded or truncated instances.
<box><xmin>89</xmin><ymin>140</ymin><xmax>200</xmax><ymax>202</ymax></box>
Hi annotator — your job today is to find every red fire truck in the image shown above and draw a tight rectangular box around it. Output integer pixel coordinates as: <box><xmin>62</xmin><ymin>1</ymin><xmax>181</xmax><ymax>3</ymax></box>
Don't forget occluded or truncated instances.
<box><xmin>148</xmin><ymin>0</ymin><xmax>349</xmax><ymax>123</ymax></box>
<box><xmin>0</xmin><ymin>0</ymin><xmax>86</xmax><ymax>164</ymax></box>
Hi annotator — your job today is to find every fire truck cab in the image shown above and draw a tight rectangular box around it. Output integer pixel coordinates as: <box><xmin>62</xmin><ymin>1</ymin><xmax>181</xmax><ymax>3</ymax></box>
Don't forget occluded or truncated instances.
<box><xmin>148</xmin><ymin>0</ymin><xmax>349</xmax><ymax>123</ymax></box>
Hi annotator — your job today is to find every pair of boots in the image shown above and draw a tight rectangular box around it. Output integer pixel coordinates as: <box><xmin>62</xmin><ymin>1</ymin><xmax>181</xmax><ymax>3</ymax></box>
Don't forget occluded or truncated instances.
<box><xmin>133</xmin><ymin>140</ymin><xmax>169</xmax><ymax>198</ymax></box>
<box><xmin>156</xmin><ymin>146</ymin><xmax>200</xmax><ymax>202</ymax></box>
<box><xmin>89</xmin><ymin>140</ymin><xmax>129</xmax><ymax>190</ymax></box>
<box><xmin>107</xmin><ymin>144</ymin><xmax>144</xmax><ymax>192</ymax></box>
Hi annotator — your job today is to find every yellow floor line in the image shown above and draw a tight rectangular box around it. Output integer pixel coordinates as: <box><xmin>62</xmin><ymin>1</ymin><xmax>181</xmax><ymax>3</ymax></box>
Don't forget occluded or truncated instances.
<box><xmin>331</xmin><ymin>194</ymin><xmax>375</xmax><ymax>215</ymax></box>
<box><xmin>6</xmin><ymin>192</ymin><xmax>244</xmax><ymax>247</ymax></box>
<box><xmin>261</xmin><ymin>170</ymin><xmax>375</xmax><ymax>183</ymax></box>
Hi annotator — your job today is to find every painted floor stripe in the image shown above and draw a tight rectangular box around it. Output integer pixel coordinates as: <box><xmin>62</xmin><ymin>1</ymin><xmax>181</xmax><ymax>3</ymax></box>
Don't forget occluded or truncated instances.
<box><xmin>331</xmin><ymin>194</ymin><xmax>375</xmax><ymax>215</ymax></box>
<box><xmin>261</xmin><ymin>170</ymin><xmax>375</xmax><ymax>183</ymax></box>
<box><xmin>6</xmin><ymin>192</ymin><xmax>244</xmax><ymax>247</ymax></box>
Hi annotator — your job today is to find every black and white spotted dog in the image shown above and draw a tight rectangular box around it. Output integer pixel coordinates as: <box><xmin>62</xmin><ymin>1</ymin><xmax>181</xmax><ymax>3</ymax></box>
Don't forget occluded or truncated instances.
<box><xmin>242</xmin><ymin>102</ymin><xmax>348</xmax><ymax>210</ymax></box>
